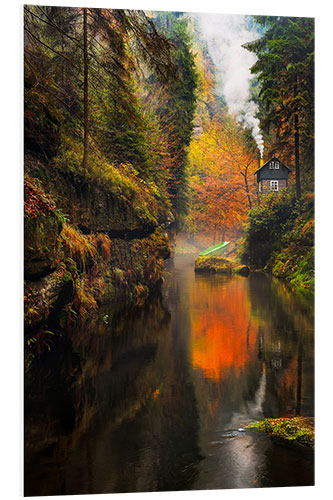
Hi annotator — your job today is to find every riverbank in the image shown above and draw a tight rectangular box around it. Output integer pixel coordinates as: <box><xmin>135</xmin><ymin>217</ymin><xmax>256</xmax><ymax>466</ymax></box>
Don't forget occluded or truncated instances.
<box><xmin>24</xmin><ymin>154</ymin><xmax>173</xmax><ymax>370</ymax></box>
<box><xmin>247</xmin><ymin>417</ymin><xmax>314</xmax><ymax>448</ymax></box>
<box><xmin>238</xmin><ymin>191</ymin><xmax>314</xmax><ymax>292</ymax></box>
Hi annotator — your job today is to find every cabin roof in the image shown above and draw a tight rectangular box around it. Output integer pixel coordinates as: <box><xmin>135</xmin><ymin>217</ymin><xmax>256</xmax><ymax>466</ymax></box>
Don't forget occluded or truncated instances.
<box><xmin>254</xmin><ymin>156</ymin><xmax>292</xmax><ymax>175</ymax></box>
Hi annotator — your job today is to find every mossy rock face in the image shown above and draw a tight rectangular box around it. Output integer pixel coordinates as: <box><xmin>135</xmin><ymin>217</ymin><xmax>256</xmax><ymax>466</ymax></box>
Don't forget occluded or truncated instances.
<box><xmin>24</xmin><ymin>270</ymin><xmax>74</xmax><ymax>328</ymax></box>
<box><xmin>24</xmin><ymin>163</ymin><xmax>172</xmax><ymax>334</ymax></box>
<box><xmin>24</xmin><ymin>213</ymin><xmax>63</xmax><ymax>280</ymax></box>
<box><xmin>194</xmin><ymin>256</ymin><xmax>250</xmax><ymax>276</ymax></box>
<box><xmin>25</xmin><ymin>156</ymin><xmax>163</xmax><ymax>235</ymax></box>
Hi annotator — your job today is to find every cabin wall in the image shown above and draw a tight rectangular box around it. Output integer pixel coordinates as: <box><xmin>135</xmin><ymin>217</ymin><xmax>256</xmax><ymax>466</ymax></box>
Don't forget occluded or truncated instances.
<box><xmin>257</xmin><ymin>165</ymin><xmax>290</xmax><ymax>182</ymax></box>
<box><xmin>259</xmin><ymin>179</ymin><xmax>288</xmax><ymax>194</ymax></box>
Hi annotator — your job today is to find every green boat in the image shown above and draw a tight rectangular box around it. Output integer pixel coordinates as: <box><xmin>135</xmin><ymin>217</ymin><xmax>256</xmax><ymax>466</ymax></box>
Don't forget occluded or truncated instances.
<box><xmin>199</xmin><ymin>241</ymin><xmax>230</xmax><ymax>256</ymax></box>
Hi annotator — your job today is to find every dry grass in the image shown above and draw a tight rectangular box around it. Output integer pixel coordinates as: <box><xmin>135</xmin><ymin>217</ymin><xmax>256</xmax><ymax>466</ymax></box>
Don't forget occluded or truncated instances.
<box><xmin>88</xmin><ymin>232</ymin><xmax>111</xmax><ymax>260</ymax></box>
<box><xmin>60</xmin><ymin>223</ymin><xmax>98</xmax><ymax>271</ymax></box>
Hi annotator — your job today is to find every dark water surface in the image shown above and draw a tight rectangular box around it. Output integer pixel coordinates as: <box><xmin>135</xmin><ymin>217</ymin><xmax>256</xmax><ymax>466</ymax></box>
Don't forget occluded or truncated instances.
<box><xmin>25</xmin><ymin>255</ymin><xmax>314</xmax><ymax>496</ymax></box>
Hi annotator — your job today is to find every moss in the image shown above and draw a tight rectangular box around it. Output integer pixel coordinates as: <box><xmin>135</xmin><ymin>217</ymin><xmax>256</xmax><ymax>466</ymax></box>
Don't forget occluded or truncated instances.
<box><xmin>24</xmin><ymin>151</ymin><xmax>172</xmax><ymax>343</ymax></box>
<box><xmin>24</xmin><ymin>212</ymin><xmax>63</xmax><ymax>279</ymax></box>
<box><xmin>50</xmin><ymin>136</ymin><xmax>167</xmax><ymax>230</ymax></box>
<box><xmin>247</xmin><ymin>417</ymin><xmax>314</xmax><ymax>448</ymax></box>
<box><xmin>194</xmin><ymin>256</ymin><xmax>250</xmax><ymax>276</ymax></box>
<box><xmin>240</xmin><ymin>191</ymin><xmax>314</xmax><ymax>292</ymax></box>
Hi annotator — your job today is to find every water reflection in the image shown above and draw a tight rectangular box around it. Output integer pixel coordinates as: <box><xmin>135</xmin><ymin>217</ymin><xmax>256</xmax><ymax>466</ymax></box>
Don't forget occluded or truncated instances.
<box><xmin>25</xmin><ymin>295</ymin><xmax>202</xmax><ymax>496</ymax></box>
<box><xmin>191</xmin><ymin>276</ymin><xmax>258</xmax><ymax>380</ymax></box>
<box><xmin>25</xmin><ymin>255</ymin><xmax>314</xmax><ymax>495</ymax></box>
<box><xmin>164</xmin><ymin>257</ymin><xmax>314</xmax><ymax>490</ymax></box>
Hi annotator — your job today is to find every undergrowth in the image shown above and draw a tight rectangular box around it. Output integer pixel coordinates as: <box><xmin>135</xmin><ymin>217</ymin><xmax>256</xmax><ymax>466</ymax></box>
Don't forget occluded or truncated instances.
<box><xmin>247</xmin><ymin>417</ymin><xmax>314</xmax><ymax>448</ymax></box>
<box><xmin>54</xmin><ymin>134</ymin><xmax>170</xmax><ymax>226</ymax></box>
<box><xmin>239</xmin><ymin>190</ymin><xmax>314</xmax><ymax>291</ymax></box>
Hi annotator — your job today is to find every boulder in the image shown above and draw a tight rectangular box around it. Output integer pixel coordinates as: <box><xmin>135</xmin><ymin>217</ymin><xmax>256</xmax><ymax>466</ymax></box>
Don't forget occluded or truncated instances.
<box><xmin>194</xmin><ymin>256</ymin><xmax>250</xmax><ymax>276</ymax></box>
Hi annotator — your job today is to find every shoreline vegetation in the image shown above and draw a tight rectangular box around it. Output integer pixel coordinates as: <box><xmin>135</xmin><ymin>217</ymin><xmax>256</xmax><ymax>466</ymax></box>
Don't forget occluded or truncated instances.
<box><xmin>246</xmin><ymin>417</ymin><xmax>314</xmax><ymax>449</ymax></box>
<box><xmin>188</xmin><ymin>190</ymin><xmax>314</xmax><ymax>294</ymax></box>
<box><xmin>238</xmin><ymin>191</ymin><xmax>314</xmax><ymax>293</ymax></box>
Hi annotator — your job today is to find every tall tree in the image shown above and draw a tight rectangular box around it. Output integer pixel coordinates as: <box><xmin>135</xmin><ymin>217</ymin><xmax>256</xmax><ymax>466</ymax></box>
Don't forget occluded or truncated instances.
<box><xmin>24</xmin><ymin>6</ymin><xmax>176</xmax><ymax>177</ymax></box>
<box><xmin>152</xmin><ymin>12</ymin><xmax>198</xmax><ymax>219</ymax></box>
<box><xmin>187</xmin><ymin>116</ymin><xmax>258</xmax><ymax>242</ymax></box>
<box><xmin>82</xmin><ymin>7</ymin><xmax>89</xmax><ymax>170</ymax></box>
<box><xmin>244</xmin><ymin>16</ymin><xmax>314</xmax><ymax>198</ymax></box>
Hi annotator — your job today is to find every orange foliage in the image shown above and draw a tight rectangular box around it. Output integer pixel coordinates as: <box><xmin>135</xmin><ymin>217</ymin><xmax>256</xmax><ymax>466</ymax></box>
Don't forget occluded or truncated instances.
<box><xmin>188</xmin><ymin>116</ymin><xmax>258</xmax><ymax>240</ymax></box>
<box><xmin>190</xmin><ymin>277</ymin><xmax>258</xmax><ymax>380</ymax></box>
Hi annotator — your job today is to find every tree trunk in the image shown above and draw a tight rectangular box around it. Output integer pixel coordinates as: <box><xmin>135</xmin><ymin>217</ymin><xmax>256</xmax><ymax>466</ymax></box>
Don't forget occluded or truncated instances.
<box><xmin>82</xmin><ymin>8</ymin><xmax>89</xmax><ymax>170</ymax></box>
<box><xmin>294</xmin><ymin>112</ymin><xmax>301</xmax><ymax>200</ymax></box>
<box><xmin>294</xmin><ymin>79</ymin><xmax>301</xmax><ymax>200</ymax></box>
<box><xmin>244</xmin><ymin>173</ymin><xmax>252</xmax><ymax>209</ymax></box>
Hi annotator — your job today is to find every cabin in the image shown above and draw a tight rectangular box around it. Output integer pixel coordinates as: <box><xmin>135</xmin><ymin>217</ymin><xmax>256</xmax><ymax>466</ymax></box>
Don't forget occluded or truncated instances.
<box><xmin>254</xmin><ymin>156</ymin><xmax>291</xmax><ymax>194</ymax></box>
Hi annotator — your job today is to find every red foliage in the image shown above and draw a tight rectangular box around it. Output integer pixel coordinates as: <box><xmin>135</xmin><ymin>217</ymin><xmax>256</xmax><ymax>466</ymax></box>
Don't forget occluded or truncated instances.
<box><xmin>24</xmin><ymin>177</ymin><xmax>56</xmax><ymax>218</ymax></box>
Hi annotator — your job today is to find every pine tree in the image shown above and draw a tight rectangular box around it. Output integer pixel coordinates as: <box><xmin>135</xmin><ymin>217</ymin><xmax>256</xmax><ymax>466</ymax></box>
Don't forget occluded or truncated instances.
<box><xmin>245</xmin><ymin>16</ymin><xmax>314</xmax><ymax>198</ymax></box>
<box><xmin>152</xmin><ymin>12</ymin><xmax>198</xmax><ymax>219</ymax></box>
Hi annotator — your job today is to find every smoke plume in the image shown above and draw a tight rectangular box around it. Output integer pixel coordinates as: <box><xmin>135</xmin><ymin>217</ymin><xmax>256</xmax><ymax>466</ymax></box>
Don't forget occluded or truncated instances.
<box><xmin>194</xmin><ymin>13</ymin><xmax>264</xmax><ymax>157</ymax></box>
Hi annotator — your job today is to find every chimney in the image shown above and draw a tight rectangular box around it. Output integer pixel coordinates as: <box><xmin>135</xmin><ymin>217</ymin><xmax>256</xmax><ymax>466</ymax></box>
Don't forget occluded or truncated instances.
<box><xmin>260</xmin><ymin>157</ymin><xmax>264</xmax><ymax>168</ymax></box>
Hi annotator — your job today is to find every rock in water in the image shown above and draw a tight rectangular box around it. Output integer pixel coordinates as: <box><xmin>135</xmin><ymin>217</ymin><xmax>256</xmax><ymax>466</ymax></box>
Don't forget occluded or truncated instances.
<box><xmin>194</xmin><ymin>256</ymin><xmax>250</xmax><ymax>276</ymax></box>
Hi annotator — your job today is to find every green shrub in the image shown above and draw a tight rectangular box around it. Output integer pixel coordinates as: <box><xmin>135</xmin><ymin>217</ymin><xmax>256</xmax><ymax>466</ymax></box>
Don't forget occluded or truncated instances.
<box><xmin>239</xmin><ymin>191</ymin><xmax>314</xmax><ymax>291</ymax></box>
<box><xmin>248</xmin><ymin>417</ymin><xmax>314</xmax><ymax>448</ymax></box>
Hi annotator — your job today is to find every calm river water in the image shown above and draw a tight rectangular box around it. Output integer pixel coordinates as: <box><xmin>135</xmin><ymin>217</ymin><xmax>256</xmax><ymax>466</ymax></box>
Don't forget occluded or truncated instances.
<box><xmin>25</xmin><ymin>254</ymin><xmax>314</xmax><ymax>496</ymax></box>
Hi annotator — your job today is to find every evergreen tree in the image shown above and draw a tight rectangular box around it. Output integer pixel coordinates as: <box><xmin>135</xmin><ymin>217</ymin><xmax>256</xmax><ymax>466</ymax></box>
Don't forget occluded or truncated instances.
<box><xmin>24</xmin><ymin>6</ymin><xmax>176</xmax><ymax>177</ymax></box>
<box><xmin>245</xmin><ymin>16</ymin><xmax>314</xmax><ymax>197</ymax></box>
<box><xmin>153</xmin><ymin>12</ymin><xmax>198</xmax><ymax>219</ymax></box>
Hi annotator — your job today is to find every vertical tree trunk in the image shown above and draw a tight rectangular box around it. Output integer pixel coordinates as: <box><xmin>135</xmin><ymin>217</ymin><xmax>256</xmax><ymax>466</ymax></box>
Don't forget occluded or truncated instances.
<box><xmin>82</xmin><ymin>8</ymin><xmax>89</xmax><ymax>170</ymax></box>
<box><xmin>244</xmin><ymin>175</ymin><xmax>252</xmax><ymax>209</ymax></box>
<box><xmin>241</xmin><ymin>165</ymin><xmax>252</xmax><ymax>209</ymax></box>
<box><xmin>294</xmin><ymin>111</ymin><xmax>301</xmax><ymax>200</ymax></box>
<box><xmin>294</xmin><ymin>79</ymin><xmax>301</xmax><ymax>200</ymax></box>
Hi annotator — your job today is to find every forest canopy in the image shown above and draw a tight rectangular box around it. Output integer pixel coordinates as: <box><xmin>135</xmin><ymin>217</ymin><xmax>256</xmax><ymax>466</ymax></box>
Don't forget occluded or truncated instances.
<box><xmin>24</xmin><ymin>8</ymin><xmax>314</xmax><ymax>288</ymax></box>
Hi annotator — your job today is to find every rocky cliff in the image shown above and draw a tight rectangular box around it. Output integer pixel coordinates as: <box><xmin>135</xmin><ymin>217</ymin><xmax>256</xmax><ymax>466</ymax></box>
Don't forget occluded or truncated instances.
<box><xmin>24</xmin><ymin>155</ymin><xmax>173</xmax><ymax>344</ymax></box>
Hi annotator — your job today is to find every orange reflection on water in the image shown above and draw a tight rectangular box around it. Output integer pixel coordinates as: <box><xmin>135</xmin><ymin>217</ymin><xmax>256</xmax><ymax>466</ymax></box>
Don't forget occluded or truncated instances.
<box><xmin>191</xmin><ymin>277</ymin><xmax>258</xmax><ymax>380</ymax></box>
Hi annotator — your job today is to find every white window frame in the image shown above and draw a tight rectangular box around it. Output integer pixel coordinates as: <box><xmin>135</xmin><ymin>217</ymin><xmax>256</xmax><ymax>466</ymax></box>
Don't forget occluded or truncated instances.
<box><xmin>269</xmin><ymin>161</ymin><xmax>274</xmax><ymax>169</ymax></box>
<box><xmin>270</xmin><ymin>180</ymin><xmax>279</xmax><ymax>191</ymax></box>
<box><xmin>274</xmin><ymin>161</ymin><xmax>280</xmax><ymax>169</ymax></box>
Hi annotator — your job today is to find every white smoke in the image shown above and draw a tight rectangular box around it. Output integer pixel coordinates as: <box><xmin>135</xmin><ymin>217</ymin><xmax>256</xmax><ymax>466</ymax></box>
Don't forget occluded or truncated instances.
<box><xmin>193</xmin><ymin>13</ymin><xmax>264</xmax><ymax>157</ymax></box>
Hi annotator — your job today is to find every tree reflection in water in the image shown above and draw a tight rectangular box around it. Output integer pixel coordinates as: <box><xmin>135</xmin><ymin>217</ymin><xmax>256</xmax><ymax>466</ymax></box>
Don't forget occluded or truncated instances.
<box><xmin>25</xmin><ymin>256</ymin><xmax>314</xmax><ymax>495</ymax></box>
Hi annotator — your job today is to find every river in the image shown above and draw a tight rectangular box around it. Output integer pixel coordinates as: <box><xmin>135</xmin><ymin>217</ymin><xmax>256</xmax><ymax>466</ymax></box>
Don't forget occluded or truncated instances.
<box><xmin>24</xmin><ymin>254</ymin><xmax>314</xmax><ymax>495</ymax></box>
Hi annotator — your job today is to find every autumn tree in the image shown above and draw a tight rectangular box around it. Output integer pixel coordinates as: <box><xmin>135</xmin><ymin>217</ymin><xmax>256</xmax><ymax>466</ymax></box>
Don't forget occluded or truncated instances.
<box><xmin>187</xmin><ymin>116</ymin><xmax>258</xmax><ymax>243</ymax></box>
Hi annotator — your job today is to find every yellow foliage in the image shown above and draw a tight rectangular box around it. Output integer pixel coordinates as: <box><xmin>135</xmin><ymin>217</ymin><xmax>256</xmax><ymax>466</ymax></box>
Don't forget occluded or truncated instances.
<box><xmin>187</xmin><ymin>115</ymin><xmax>258</xmax><ymax>238</ymax></box>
